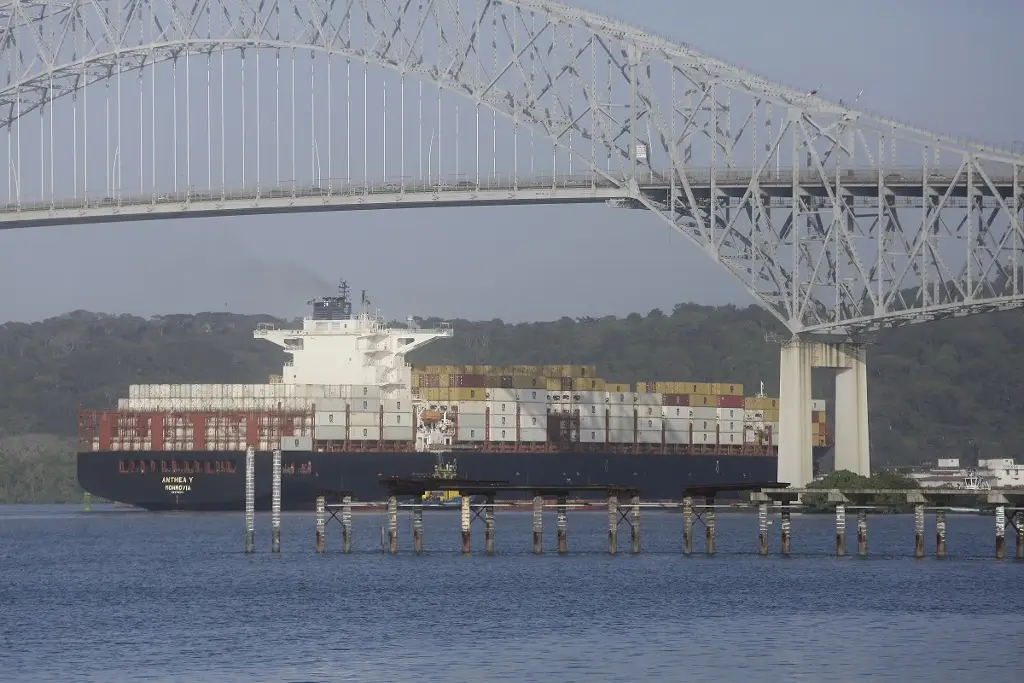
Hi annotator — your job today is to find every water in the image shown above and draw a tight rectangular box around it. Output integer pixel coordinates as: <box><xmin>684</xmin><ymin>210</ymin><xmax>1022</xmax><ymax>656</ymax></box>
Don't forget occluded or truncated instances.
<box><xmin>2</xmin><ymin>505</ymin><xmax>1022</xmax><ymax>683</ymax></box>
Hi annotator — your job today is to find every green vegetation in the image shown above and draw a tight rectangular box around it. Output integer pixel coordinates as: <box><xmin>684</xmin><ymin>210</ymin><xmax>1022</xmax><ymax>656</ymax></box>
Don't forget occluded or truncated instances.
<box><xmin>800</xmin><ymin>469</ymin><xmax>921</xmax><ymax>513</ymax></box>
<box><xmin>1</xmin><ymin>303</ymin><xmax>1021</xmax><ymax>502</ymax></box>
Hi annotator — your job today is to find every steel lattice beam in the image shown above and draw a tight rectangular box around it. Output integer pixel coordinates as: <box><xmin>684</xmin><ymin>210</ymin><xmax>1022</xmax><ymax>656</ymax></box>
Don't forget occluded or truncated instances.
<box><xmin>0</xmin><ymin>0</ymin><xmax>1021</xmax><ymax>336</ymax></box>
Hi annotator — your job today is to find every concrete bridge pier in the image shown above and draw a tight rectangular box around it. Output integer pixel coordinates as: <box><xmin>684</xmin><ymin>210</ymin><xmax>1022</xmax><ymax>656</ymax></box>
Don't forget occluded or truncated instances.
<box><xmin>778</xmin><ymin>338</ymin><xmax>871</xmax><ymax>487</ymax></box>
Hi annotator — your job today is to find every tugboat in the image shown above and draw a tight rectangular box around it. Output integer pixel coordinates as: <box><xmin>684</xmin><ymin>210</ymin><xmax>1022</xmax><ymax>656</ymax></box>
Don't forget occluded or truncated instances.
<box><xmin>416</xmin><ymin>457</ymin><xmax>464</xmax><ymax>509</ymax></box>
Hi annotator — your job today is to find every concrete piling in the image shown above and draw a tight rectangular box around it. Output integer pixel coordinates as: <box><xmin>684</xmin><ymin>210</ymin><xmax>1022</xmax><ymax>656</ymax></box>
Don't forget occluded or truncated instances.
<box><xmin>271</xmin><ymin>449</ymin><xmax>281</xmax><ymax>553</ymax></box>
<box><xmin>341</xmin><ymin>495</ymin><xmax>352</xmax><ymax>553</ymax></box>
<box><xmin>935</xmin><ymin>508</ymin><xmax>947</xmax><ymax>558</ymax></box>
<box><xmin>460</xmin><ymin>494</ymin><xmax>471</xmax><ymax>554</ymax></box>
<box><xmin>630</xmin><ymin>495</ymin><xmax>641</xmax><ymax>554</ymax></box>
<box><xmin>413</xmin><ymin>503</ymin><xmax>424</xmax><ymax>554</ymax></box>
<box><xmin>835</xmin><ymin>504</ymin><xmax>846</xmax><ymax>557</ymax></box>
<box><xmin>244</xmin><ymin>446</ymin><xmax>255</xmax><ymax>554</ymax></box>
<box><xmin>387</xmin><ymin>495</ymin><xmax>398</xmax><ymax>554</ymax></box>
<box><xmin>757</xmin><ymin>502</ymin><xmax>769</xmax><ymax>555</ymax></box>
<box><xmin>705</xmin><ymin>496</ymin><xmax>715</xmax><ymax>555</ymax></box>
<box><xmin>607</xmin><ymin>495</ymin><xmax>618</xmax><ymax>555</ymax></box>
<box><xmin>857</xmin><ymin>510</ymin><xmax>868</xmax><ymax>556</ymax></box>
<box><xmin>532</xmin><ymin>496</ymin><xmax>543</xmax><ymax>554</ymax></box>
<box><xmin>780</xmin><ymin>503</ymin><xmax>791</xmax><ymax>556</ymax></box>
<box><xmin>995</xmin><ymin>505</ymin><xmax>1006</xmax><ymax>559</ymax></box>
<box><xmin>484</xmin><ymin>495</ymin><xmax>495</xmax><ymax>555</ymax></box>
<box><xmin>315</xmin><ymin>495</ymin><xmax>325</xmax><ymax>553</ymax></box>
<box><xmin>1017</xmin><ymin>513</ymin><xmax>1024</xmax><ymax>560</ymax></box>
<box><xmin>682</xmin><ymin>496</ymin><xmax>693</xmax><ymax>555</ymax></box>
<box><xmin>914</xmin><ymin>504</ymin><xmax>925</xmax><ymax>558</ymax></box>
<box><xmin>556</xmin><ymin>495</ymin><xmax>568</xmax><ymax>554</ymax></box>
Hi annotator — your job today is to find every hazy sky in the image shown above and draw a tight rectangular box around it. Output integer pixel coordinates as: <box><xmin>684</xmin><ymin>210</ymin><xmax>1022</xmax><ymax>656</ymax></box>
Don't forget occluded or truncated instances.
<box><xmin>0</xmin><ymin>0</ymin><xmax>1020</xmax><ymax>324</ymax></box>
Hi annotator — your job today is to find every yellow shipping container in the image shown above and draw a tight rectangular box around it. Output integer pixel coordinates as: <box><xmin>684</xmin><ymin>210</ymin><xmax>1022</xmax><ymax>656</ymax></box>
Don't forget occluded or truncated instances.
<box><xmin>512</xmin><ymin>376</ymin><xmax>545</xmax><ymax>389</ymax></box>
<box><xmin>686</xmin><ymin>382</ymin><xmax>712</xmax><ymax>395</ymax></box>
<box><xmin>573</xmin><ymin>377</ymin><xmax>607</xmax><ymax>391</ymax></box>
<box><xmin>607</xmin><ymin>383</ymin><xmax>630</xmax><ymax>393</ymax></box>
<box><xmin>812</xmin><ymin>410</ymin><xmax>826</xmax><ymax>423</ymax></box>
<box><xmin>424</xmin><ymin>388</ymin><xmax>454</xmax><ymax>402</ymax></box>
<box><xmin>411</xmin><ymin>373</ymin><xmax>421</xmax><ymax>389</ymax></box>
<box><xmin>689</xmin><ymin>393</ymin><xmax>716</xmax><ymax>407</ymax></box>
<box><xmin>546</xmin><ymin>378</ymin><xmax>563</xmax><ymax>391</ymax></box>
<box><xmin>744</xmin><ymin>396</ymin><xmax>779</xmax><ymax>410</ymax></box>
<box><xmin>763</xmin><ymin>409</ymin><xmax>780</xmax><ymax>422</ymax></box>
<box><xmin>268</xmin><ymin>374</ymin><xmax>282</xmax><ymax>384</ymax></box>
<box><xmin>711</xmin><ymin>382</ymin><xmax>744</xmax><ymax>396</ymax></box>
<box><xmin>654</xmin><ymin>381</ymin><xmax>688</xmax><ymax>394</ymax></box>
<box><xmin>452</xmin><ymin>388</ymin><xmax>487</xmax><ymax>401</ymax></box>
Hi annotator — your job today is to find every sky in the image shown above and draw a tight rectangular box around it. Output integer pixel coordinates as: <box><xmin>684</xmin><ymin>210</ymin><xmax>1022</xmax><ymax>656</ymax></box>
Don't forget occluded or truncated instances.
<box><xmin>0</xmin><ymin>0</ymin><xmax>1021</xmax><ymax>324</ymax></box>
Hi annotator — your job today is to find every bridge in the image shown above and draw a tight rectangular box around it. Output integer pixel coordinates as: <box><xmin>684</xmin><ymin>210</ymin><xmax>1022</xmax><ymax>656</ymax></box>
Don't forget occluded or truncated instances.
<box><xmin>1</xmin><ymin>0</ymin><xmax>1022</xmax><ymax>487</ymax></box>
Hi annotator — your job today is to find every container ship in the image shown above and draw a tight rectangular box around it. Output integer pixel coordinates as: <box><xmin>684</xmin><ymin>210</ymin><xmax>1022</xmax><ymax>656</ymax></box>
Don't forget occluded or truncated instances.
<box><xmin>76</xmin><ymin>281</ymin><xmax>832</xmax><ymax>511</ymax></box>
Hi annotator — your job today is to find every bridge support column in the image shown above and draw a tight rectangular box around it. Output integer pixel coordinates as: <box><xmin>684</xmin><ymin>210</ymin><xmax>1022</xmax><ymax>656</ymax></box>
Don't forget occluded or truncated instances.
<box><xmin>834</xmin><ymin>344</ymin><xmax>871</xmax><ymax>477</ymax></box>
<box><xmin>778</xmin><ymin>340</ymin><xmax>814</xmax><ymax>487</ymax></box>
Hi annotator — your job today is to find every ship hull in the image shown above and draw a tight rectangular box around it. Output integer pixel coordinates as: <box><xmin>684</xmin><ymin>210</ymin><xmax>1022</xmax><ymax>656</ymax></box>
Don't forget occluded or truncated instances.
<box><xmin>75</xmin><ymin>449</ymin><xmax>822</xmax><ymax>511</ymax></box>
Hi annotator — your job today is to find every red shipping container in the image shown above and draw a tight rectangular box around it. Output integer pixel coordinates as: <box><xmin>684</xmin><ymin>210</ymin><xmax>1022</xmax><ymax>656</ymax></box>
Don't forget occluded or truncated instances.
<box><xmin>454</xmin><ymin>373</ymin><xmax>486</xmax><ymax>388</ymax></box>
<box><xmin>663</xmin><ymin>394</ymin><xmax>690</xmax><ymax>407</ymax></box>
<box><xmin>716</xmin><ymin>394</ymin><xmax>744</xmax><ymax>408</ymax></box>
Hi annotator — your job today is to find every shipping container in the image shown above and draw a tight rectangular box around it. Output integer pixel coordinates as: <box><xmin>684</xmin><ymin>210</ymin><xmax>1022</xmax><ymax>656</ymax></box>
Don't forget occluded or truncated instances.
<box><xmin>665</xmin><ymin>418</ymin><xmax>690</xmax><ymax>444</ymax></box>
<box><xmin>383</xmin><ymin>412</ymin><xmax>412</xmax><ymax>428</ymax></box>
<box><xmin>812</xmin><ymin>410</ymin><xmax>826</xmax><ymax>424</ymax></box>
<box><xmin>635</xmin><ymin>381</ymin><xmax>656</xmax><ymax>394</ymax></box>
<box><xmin>489</xmin><ymin>427</ymin><xmax>517</xmax><ymax>442</ymax></box>
<box><xmin>488</xmin><ymin>401</ymin><xmax>516</xmax><ymax>415</ymax></box>
<box><xmin>686</xmin><ymin>382</ymin><xmax>712</xmax><ymax>395</ymax></box>
<box><xmin>710</xmin><ymin>383</ymin><xmax>743</xmax><ymax>396</ymax></box>
<box><xmin>351</xmin><ymin>398</ymin><xmax>380</xmax><ymax>413</ymax></box>
<box><xmin>490</xmin><ymin>413</ymin><xmax>514</xmax><ymax>430</ymax></box>
<box><xmin>575</xmin><ymin>390</ymin><xmax>606</xmax><ymax>404</ymax></box>
<box><xmin>579</xmin><ymin>403</ymin><xmax>605</xmax><ymax>417</ymax></box>
<box><xmin>579</xmin><ymin>429</ymin><xmax>606</xmax><ymax>444</ymax></box>
<box><xmin>744</xmin><ymin>396</ymin><xmax>779</xmax><ymax>410</ymax></box>
<box><xmin>572</xmin><ymin>377</ymin><xmax>606</xmax><ymax>391</ymax></box>
<box><xmin>690</xmin><ymin>406</ymin><xmax>716</xmax><ymax>420</ymax></box>
<box><xmin>317</xmin><ymin>398</ymin><xmax>348</xmax><ymax>412</ymax></box>
<box><xmin>511</xmin><ymin>375</ymin><xmax>544</xmax><ymax>390</ymax></box>
<box><xmin>314</xmin><ymin>411</ymin><xmax>347</xmax><ymax>427</ymax></box>
<box><xmin>520</xmin><ymin>427</ymin><xmax>548</xmax><ymax>442</ymax></box>
<box><xmin>662</xmin><ymin>406</ymin><xmax>688</xmax><ymax>419</ymax></box>
<box><xmin>638</xmin><ymin>417</ymin><xmax>662</xmax><ymax>432</ymax></box>
<box><xmin>720</xmin><ymin>421</ymin><xmax>743</xmax><ymax>434</ymax></box>
<box><xmin>608</xmin><ymin>429</ymin><xmax>634</xmax><ymax>443</ymax></box>
<box><xmin>457</xmin><ymin>425</ymin><xmax>486</xmax><ymax>442</ymax></box>
<box><xmin>692</xmin><ymin>419</ymin><xmax>715</xmax><ymax>432</ymax></box>
<box><xmin>488</xmin><ymin>388</ymin><xmax>517</xmax><ymax>402</ymax></box>
<box><xmin>560</xmin><ymin>377</ymin><xmax>573</xmax><ymax>392</ymax></box>
<box><xmin>720</xmin><ymin>431</ymin><xmax>743</xmax><ymax>445</ymax></box>
<box><xmin>457</xmin><ymin>413</ymin><xmax>487</xmax><ymax>429</ymax></box>
<box><xmin>810</xmin><ymin>399</ymin><xmax>826</xmax><ymax>412</ymax></box>
<box><xmin>662</xmin><ymin>394</ymin><xmax>689</xmax><ymax>407</ymax></box>
<box><xmin>519</xmin><ymin>389</ymin><xmax>546</xmax><ymax>403</ymax></box>
<box><xmin>937</xmin><ymin>458</ymin><xmax>960</xmax><ymax>469</ymax></box>
<box><xmin>459</xmin><ymin>401</ymin><xmax>487</xmax><ymax>415</ymax></box>
<box><xmin>636</xmin><ymin>403</ymin><xmax>660</xmax><ymax>418</ymax></box>
<box><xmin>606</xmin><ymin>383</ymin><xmax>630</xmax><ymax>393</ymax></box>
<box><xmin>693</xmin><ymin>430</ymin><xmax>716</xmax><ymax>445</ymax></box>
<box><xmin>316</xmin><ymin>425</ymin><xmax>347</xmax><ymax>441</ymax></box>
<box><xmin>545</xmin><ymin>378</ymin><xmax>562</xmax><ymax>391</ymax></box>
<box><xmin>424</xmin><ymin>388</ymin><xmax>453</xmax><ymax>401</ymax></box>
<box><xmin>521</xmin><ymin>414</ymin><xmax>546</xmax><ymax>430</ymax></box>
<box><xmin>716</xmin><ymin>408</ymin><xmax>744</xmax><ymax>421</ymax></box>
<box><xmin>812</xmin><ymin>423</ymin><xmax>823</xmax><ymax>435</ymax></box>
<box><xmin>451</xmin><ymin>388</ymin><xmax>486</xmax><ymax>401</ymax></box>
<box><xmin>715</xmin><ymin>394</ymin><xmax>744</xmax><ymax>409</ymax></box>
<box><xmin>763</xmin><ymin>409</ymin><xmax>780</xmax><ymax>422</ymax></box>
<box><xmin>520</xmin><ymin>404</ymin><xmax>548</xmax><ymax>420</ymax></box>
<box><xmin>608</xmin><ymin>416</ymin><xmax>634</xmax><ymax>432</ymax></box>
<box><xmin>637</xmin><ymin>430</ymin><xmax>661</xmax><ymax>444</ymax></box>
<box><xmin>688</xmin><ymin>393</ymin><xmax>716</xmax><ymax>407</ymax></box>
<box><xmin>383</xmin><ymin>398</ymin><xmax>408</xmax><ymax>412</ymax></box>
<box><xmin>351</xmin><ymin>426</ymin><xmax>381</xmax><ymax>441</ymax></box>
<box><xmin>608</xmin><ymin>391</ymin><xmax>632</xmax><ymax>405</ymax></box>
<box><xmin>349</xmin><ymin>412</ymin><xmax>379</xmax><ymax>427</ymax></box>
<box><xmin>383</xmin><ymin>426</ymin><xmax>413</xmax><ymax>441</ymax></box>
<box><xmin>579</xmin><ymin>416</ymin><xmax>605</xmax><ymax>431</ymax></box>
<box><xmin>635</xmin><ymin>392</ymin><xmax>662</xmax><ymax>406</ymax></box>
<box><xmin>608</xmin><ymin>404</ymin><xmax>634</xmax><ymax>418</ymax></box>
<box><xmin>653</xmin><ymin>381</ymin><xmax>687</xmax><ymax>395</ymax></box>
<box><xmin>281</xmin><ymin>435</ymin><xmax>314</xmax><ymax>450</ymax></box>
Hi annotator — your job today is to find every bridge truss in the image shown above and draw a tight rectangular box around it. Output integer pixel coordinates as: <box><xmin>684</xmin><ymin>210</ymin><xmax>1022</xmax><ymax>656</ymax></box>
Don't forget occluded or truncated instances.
<box><xmin>0</xmin><ymin>0</ymin><xmax>1021</xmax><ymax>337</ymax></box>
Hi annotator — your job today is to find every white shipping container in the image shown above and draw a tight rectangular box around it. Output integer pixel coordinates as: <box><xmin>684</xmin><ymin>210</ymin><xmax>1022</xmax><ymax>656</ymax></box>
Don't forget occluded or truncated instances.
<box><xmin>129</xmin><ymin>385</ymin><xmax>140</xmax><ymax>399</ymax></box>
<box><xmin>351</xmin><ymin>385</ymin><xmax>380</xmax><ymax>399</ymax></box>
<box><xmin>315</xmin><ymin>425</ymin><xmax>347</xmax><ymax>441</ymax></box>
<box><xmin>487</xmin><ymin>401</ymin><xmax>516</xmax><ymax>415</ymax></box>
<box><xmin>579</xmin><ymin>403</ymin><xmax>605</xmax><ymax>417</ymax></box>
<box><xmin>520</xmin><ymin>427</ymin><xmax>548</xmax><ymax>443</ymax></box>
<box><xmin>489</xmin><ymin>388</ymin><xmax>518</xmax><ymax>402</ymax></box>
<box><xmin>314</xmin><ymin>411</ymin><xmax>347</xmax><ymax>427</ymax></box>
<box><xmin>665</xmin><ymin>424</ymin><xmax>690</xmax><ymax>445</ymax></box>
<box><xmin>384</xmin><ymin>398</ymin><xmax>408</xmax><ymax>412</ymax></box>
<box><xmin>608</xmin><ymin>429</ymin><xmax>633</xmax><ymax>443</ymax></box>
<box><xmin>383</xmin><ymin>411</ymin><xmax>413</xmax><ymax>428</ymax></box>
<box><xmin>489</xmin><ymin>427</ymin><xmax>517</xmax><ymax>442</ymax></box>
<box><xmin>575</xmin><ymin>391</ymin><xmax>606</xmax><ymax>404</ymax></box>
<box><xmin>692</xmin><ymin>419</ymin><xmax>714</xmax><ymax>432</ymax></box>
<box><xmin>937</xmin><ymin>458</ymin><xmax>960</xmax><ymax>469</ymax></box>
<box><xmin>719</xmin><ymin>420</ymin><xmax>743</xmax><ymax>434</ymax></box>
<box><xmin>519</xmin><ymin>389</ymin><xmax>546</xmax><ymax>403</ymax></box>
<box><xmin>635</xmin><ymin>392</ymin><xmax>662</xmax><ymax>406</ymax></box>
<box><xmin>457</xmin><ymin>425</ymin><xmax>487</xmax><ymax>442</ymax></box>
<box><xmin>811</xmin><ymin>399</ymin><xmax>826</xmax><ymax>412</ymax></box>
<box><xmin>521</xmin><ymin>414</ymin><xmax>546</xmax><ymax>430</ymax></box>
<box><xmin>638</xmin><ymin>417</ymin><xmax>662</xmax><ymax>432</ymax></box>
<box><xmin>720</xmin><ymin>432</ymin><xmax>744</xmax><ymax>445</ymax></box>
<box><xmin>383</xmin><ymin>426</ymin><xmax>413</xmax><ymax>441</ymax></box>
<box><xmin>717</xmin><ymin>408</ymin><xmax>744</xmax><ymax>421</ymax></box>
<box><xmin>315</xmin><ymin>398</ymin><xmax>348</xmax><ymax>412</ymax></box>
<box><xmin>458</xmin><ymin>400</ymin><xmax>488</xmax><ymax>415</ymax></box>
<box><xmin>637</xmin><ymin>430</ymin><xmax>662</xmax><ymax>444</ymax></box>
<box><xmin>349</xmin><ymin>412</ymin><xmax>379</xmax><ymax>427</ymax></box>
<box><xmin>608</xmin><ymin>391</ymin><xmax>632</xmax><ymax>405</ymax></box>
<box><xmin>636</xmin><ymin>403</ymin><xmax>660</xmax><ymax>418</ymax></box>
<box><xmin>579</xmin><ymin>429</ymin><xmax>606</xmax><ymax>443</ymax></box>
<box><xmin>281</xmin><ymin>435</ymin><xmax>314</xmax><ymax>450</ymax></box>
<box><xmin>458</xmin><ymin>414</ymin><xmax>487</xmax><ymax>428</ymax></box>
<box><xmin>608</xmin><ymin>417</ymin><xmax>634</xmax><ymax>432</ymax></box>
<box><xmin>519</xmin><ymin>402</ymin><xmax>548</xmax><ymax>417</ymax></box>
<box><xmin>744</xmin><ymin>430</ymin><xmax>760</xmax><ymax>444</ymax></box>
<box><xmin>349</xmin><ymin>399</ymin><xmax>378</xmax><ymax>414</ymax></box>
<box><xmin>662</xmin><ymin>406</ymin><xmax>687</xmax><ymax>419</ymax></box>
<box><xmin>690</xmin><ymin>406</ymin><xmax>717</xmax><ymax>420</ymax></box>
<box><xmin>490</xmin><ymin>413</ymin><xmax>515</xmax><ymax>430</ymax></box>
<box><xmin>580</xmin><ymin>416</ymin><xmax>605</xmax><ymax>432</ymax></box>
<box><xmin>608</xmin><ymin>404</ymin><xmax>634</xmax><ymax>418</ymax></box>
<box><xmin>693</xmin><ymin>430</ymin><xmax>717</xmax><ymax>445</ymax></box>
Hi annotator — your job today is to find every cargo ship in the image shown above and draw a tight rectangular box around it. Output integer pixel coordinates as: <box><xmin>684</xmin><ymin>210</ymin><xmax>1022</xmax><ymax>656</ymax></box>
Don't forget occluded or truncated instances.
<box><xmin>76</xmin><ymin>281</ymin><xmax>833</xmax><ymax>511</ymax></box>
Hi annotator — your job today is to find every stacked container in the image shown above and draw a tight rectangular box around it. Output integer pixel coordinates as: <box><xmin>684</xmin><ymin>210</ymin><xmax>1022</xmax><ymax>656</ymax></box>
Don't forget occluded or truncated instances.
<box><xmin>349</xmin><ymin>385</ymin><xmax>380</xmax><ymax>441</ymax></box>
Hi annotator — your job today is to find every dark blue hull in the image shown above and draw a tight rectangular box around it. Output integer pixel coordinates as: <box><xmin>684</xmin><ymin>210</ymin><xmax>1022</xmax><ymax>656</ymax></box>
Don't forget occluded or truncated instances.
<box><xmin>77</xmin><ymin>449</ymin><xmax>798</xmax><ymax>511</ymax></box>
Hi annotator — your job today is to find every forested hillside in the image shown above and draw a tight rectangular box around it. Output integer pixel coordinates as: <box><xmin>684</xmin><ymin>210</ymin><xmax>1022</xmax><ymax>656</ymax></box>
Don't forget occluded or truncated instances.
<box><xmin>1</xmin><ymin>303</ymin><xmax>1022</xmax><ymax>502</ymax></box>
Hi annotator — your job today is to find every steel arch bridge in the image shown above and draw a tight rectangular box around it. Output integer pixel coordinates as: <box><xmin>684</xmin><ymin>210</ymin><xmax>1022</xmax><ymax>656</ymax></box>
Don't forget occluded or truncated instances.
<box><xmin>1</xmin><ymin>0</ymin><xmax>1022</xmax><ymax>339</ymax></box>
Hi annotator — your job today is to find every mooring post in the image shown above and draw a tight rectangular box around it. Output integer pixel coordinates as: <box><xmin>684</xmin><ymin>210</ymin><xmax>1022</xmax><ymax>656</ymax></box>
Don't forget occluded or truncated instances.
<box><xmin>935</xmin><ymin>508</ymin><xmax>946</xmax><ymax>558</ymax></box>
<box><xmin>758</xmin><ymin>502</ymin><xmax>769</xmax><ymax>556</ymax></box>
<box><xmin>532</xmin><ymin>495</ymin><xmax>543</xmax><ymax>554</ymax></box>
<box><xmin>556</xmin><ymin>494</ymin><xmax>568</xmax><ymax>554</ymax></box>
<box><xmin>705</xmin><ymin>496</ymin><xmax>715</xmax><ymax>556</ymax></box>
<box><xmin>484</xmin><ymin>494</ymin><xmax>495</xmax><ymax>555</ymax></box>
<box><xmin>780</xmin><ymin>502</ymin><xmax>791</xmax><ymax>556</ymax></box>
<box><xmin>341</xmin><ymin>495</ymin><xmax>352</xmax><ymax>553</ymax></box>
<box><xmin>244</xmin><ymin>446</ymin><xmax>255</xmax><ymax>554</ymax></box>
<box><xmin>413</xmin><ymin>503</ymin><xmax>424</xmax><ymax>554</ymax></box>
<box><xmin>460</xmin><ymin>494</ymin><xmax>471</xmax><ymax>554</ymax></box>
<box><xmin>995</xmin><ymin>505</ymin><xmax>1006</xmax><ymax>560</ymax></box>
<box><xmin>315</xmin><ymin>495</ymin><xmax>325</xmax><ymax>553</ymax></box>
<box><xmin>1017</xmin><ymin>512</ymin><xmax>1024</xmax><ymax>560</ymax></box>
<box><xmin>682</xmin><ymin>495</ymin><xmax>693</xmax><ymax>555</ymax></box>
<box><xmin>630</xmin><ymin>494</ymin><xmax>641</xmax><ymax>555</ymax></box>
<box><xmin>835</xmin><ymin>504</ymin><xmax>846</xmax><ymax>557</ymax></box>
<box><xmin>271</xmin><ymin>448</ymin><xmax>281</xmax><ymax>553</ymax></box>
<box><xmin>914</xmin><ymin>504</ymin><xmax>925</xmax><ymax>559</ymax></box>
<box><xmin>387</xmin><ymin>495</ymin><xmax>398</xmax><ymax>554</ymax></box>
<box><xmin>857</xmin><ymin>510</ymin><xmax>868</xmax><ymax>556</ymax></box>
<box><xmin>607</xmin><ymin>494</ymin><xmax>618</xmax><ymax>555</ymax></box>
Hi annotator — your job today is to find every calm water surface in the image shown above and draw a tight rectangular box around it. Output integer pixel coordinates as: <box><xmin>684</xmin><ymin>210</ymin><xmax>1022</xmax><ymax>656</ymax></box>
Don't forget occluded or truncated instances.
<box><xmin>2</xmin><ymin>505</ymin><xmax>1023</xmax><ymax>683</ymax></box>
